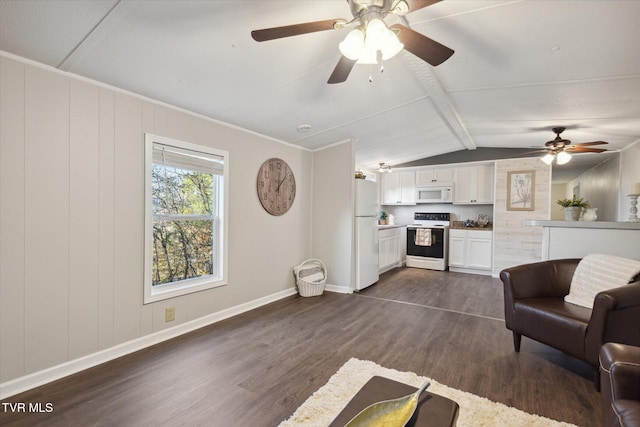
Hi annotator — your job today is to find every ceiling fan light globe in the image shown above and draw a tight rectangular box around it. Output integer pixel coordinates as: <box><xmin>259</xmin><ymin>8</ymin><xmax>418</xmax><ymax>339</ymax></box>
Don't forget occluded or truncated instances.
<box><xmin>364</xmin><ymin>18</ymin><xmax>388</xmax><ymax>51</ymax></box>
<box><xmin>556</xmin><ymin>151</ymin><xmax>572</xmax><ymax>165</ymax></box>
<box><xmin>339</xmin><ymin>29</ymin><xmax>365</xmax><ymax>60</ymax></box>
<box><xmin>381</xmin><ymin>31</ymin><xmax>404</xmax><ymax>60</ymax></box>
<box><xmin>541</xmin><ymin>153</ymin><xmax>555</xmax><ymax>165</ymax></box>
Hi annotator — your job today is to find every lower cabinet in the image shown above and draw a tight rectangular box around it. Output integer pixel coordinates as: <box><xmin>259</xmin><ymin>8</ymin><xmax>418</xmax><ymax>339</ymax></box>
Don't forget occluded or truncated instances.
<box><xmin>448</xmin><ymin>229</ymin><xmax>493</xmax><ymax>275</ymax></box>
<box><xmin>379</xmin><ymin>227</ymin><xmax>405</xmax><ymax>273</ymax></box>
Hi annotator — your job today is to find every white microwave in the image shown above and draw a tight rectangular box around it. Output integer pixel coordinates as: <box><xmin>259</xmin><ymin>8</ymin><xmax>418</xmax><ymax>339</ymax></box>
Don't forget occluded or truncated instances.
<box><xmin>416</xmin><ymin>186</ymin><xmax>452</xmax><ymax>203</ymax></box>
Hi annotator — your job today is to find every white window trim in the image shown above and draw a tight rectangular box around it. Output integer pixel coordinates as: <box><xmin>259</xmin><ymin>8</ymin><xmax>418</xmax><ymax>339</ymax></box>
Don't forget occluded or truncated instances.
<box><xmin>144</xmin><ymin>133</ymin><xmax>229</xmax><ymax>304</ymax></box>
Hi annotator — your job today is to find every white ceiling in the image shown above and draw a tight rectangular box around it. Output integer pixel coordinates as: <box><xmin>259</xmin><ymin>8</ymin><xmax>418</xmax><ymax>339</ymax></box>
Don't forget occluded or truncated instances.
<box><xmin>2</xmin><ymin>0</ymin><xmax>639</xmax><ymax>177</ymax></box>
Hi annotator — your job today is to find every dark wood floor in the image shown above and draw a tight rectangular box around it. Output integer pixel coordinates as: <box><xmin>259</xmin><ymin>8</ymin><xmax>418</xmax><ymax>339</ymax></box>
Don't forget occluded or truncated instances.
<box><xmin>1</xmin><ymin>267</ymin><xmax>600</xmax><ymax>426</ymax></box>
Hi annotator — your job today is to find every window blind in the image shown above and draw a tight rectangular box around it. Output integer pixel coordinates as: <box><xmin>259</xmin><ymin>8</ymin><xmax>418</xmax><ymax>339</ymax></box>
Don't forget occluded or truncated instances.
<box><xmin>152</xmin><ymin>142</ymin><xmax>224</xmax><ymax>175</ymax></box>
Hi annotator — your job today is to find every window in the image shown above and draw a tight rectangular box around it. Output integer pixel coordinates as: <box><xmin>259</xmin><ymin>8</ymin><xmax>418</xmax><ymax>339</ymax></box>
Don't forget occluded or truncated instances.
<box><xmin>144</xmin><ymin>134</ymin><xmax>228</xmax><ymax>304</ymax></box>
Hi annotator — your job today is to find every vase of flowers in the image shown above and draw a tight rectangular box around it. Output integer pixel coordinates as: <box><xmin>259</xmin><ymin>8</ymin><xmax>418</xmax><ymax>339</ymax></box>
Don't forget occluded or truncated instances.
<box><xmin>556</xmin><ymin>196</ymin><xmax>590</xmax><ymax>221</ymax></box>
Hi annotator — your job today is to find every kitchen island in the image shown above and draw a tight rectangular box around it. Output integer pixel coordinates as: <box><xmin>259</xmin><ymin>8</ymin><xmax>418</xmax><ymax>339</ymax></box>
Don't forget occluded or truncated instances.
<box><xmin>524</xmin><ymin>220</ymin><xmax>640</xmax><ymax>260</ymax></box>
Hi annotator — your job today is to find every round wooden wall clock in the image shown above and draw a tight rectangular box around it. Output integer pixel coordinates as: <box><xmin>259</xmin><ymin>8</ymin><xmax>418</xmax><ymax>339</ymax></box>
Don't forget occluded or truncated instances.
<box><xmin>257</xmin><ymin>158</ymin><xmax>296</xmax><ymax>216</ymax></box>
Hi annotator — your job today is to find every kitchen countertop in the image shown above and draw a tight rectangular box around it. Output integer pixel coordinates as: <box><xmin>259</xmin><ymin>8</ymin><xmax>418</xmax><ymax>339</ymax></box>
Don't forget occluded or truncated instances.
<box><xmin>450</xmin><ymin>221</ymin><xmax>493</xmax><ymax>230</ymax></box>
<box><xmin>377</xmin><ymin>224</ymin><xmax>407</xmax><ymax>230</ymax></box>
<box><xmin>524</xmin><ymin>220</ymin><xmax>640</xmax><ymax>230</ymax></box>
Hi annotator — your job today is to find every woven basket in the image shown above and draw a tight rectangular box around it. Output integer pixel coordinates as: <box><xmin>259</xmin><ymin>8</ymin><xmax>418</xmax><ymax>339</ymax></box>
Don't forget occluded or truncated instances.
<box><xmin>293</xmin><ymin>259</ymin><xmax>327</xmax><ymax>297</ymax></box>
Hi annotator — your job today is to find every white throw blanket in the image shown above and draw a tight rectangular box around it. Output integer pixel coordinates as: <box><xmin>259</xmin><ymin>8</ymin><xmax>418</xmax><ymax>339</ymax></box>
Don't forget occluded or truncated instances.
<box><xmin>564</xmin><ymin>254</ymin><xmax>640</xmax><ymax>308</ymax></box>
<box><xmin>414</xmin><ymin>228</ymin><xmax>433</xmax><ymax>246</ymax></box>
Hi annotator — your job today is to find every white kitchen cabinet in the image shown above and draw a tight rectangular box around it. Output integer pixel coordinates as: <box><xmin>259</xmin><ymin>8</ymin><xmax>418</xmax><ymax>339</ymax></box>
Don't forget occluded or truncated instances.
<box><xmin>467</xmin><ymin>234</ymin><xmax>493</xmax><ymax>269</ymax></box>
<box><xmin>448</xmin><ymin>228</ymin><xmax>493</xmax><ymax>275</ymax></box>
<box><xmin>448</xmin><ymin>233</ymin><xmax>466</xmax><ymax>267</ymax></box>
<box><xmin>415</xmin><ymin>168</ymin><xmax>453</xmax><ymax>186</ymax></box>
<box><xmin>379</xmin><ymin>227</ymin><xmax>404</xmax><ymax>273</ymax></box>
<box><xmin>453</xmin><ymin>163</ymin><xmax>494</xmax><ymax>204</ymax></box>
<box><xmin>381</xmin><ymin>172</ymin><xmax>416</xmax><ymax>205</ymax></box>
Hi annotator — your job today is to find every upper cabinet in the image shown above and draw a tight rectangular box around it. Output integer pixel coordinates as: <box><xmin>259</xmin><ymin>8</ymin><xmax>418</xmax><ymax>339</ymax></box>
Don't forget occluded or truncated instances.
<box><xmin>415</xmin><ymin>168</ymin><xmax>453</xmax><ymax>187</ymax></box>
<box><xmin>453</xmin><ymin>163</ymin><xmax>495</xmax><ymax>204</ymax></box>
<box><xmin>381</xmin><ymin>172</ymin><xmax>416</xmax><ymax>205</ymax></box>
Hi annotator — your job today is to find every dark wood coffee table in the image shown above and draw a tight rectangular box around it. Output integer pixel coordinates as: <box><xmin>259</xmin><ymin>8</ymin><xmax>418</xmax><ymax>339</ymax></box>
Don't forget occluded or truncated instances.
<box><xmin>329</xmin><ymin>376</ymin><xmax>459</xmax><ymax>427</ymax></box>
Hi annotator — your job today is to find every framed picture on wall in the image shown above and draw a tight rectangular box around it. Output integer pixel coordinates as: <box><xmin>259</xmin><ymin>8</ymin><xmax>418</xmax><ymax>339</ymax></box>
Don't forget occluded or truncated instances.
<box><xmin>507</xmin><ymin>170</ymin><xmax>535</xmax><ymax>211</ymax></box>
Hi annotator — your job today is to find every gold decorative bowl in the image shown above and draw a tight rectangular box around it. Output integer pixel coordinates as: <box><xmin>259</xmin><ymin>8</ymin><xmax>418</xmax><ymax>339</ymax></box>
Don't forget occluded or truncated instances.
<box><xmin>344</xmin><ymin>380</ymin><xmax>430</xmax><ymax>426</ymax></box>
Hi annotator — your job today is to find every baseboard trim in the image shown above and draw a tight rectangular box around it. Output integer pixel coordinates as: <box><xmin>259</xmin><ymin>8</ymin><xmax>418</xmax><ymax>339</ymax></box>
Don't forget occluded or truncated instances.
<box><xmin>0</xmin><ymin>287</ymin><xmax>298</xmax><ymax>399</ymax></box>
<box><xmin>325</xmin><ymin>283</ymin><xmax>352</xmax><ymax>294</ymax></box>
<box><xmin>449</xmin><ymin>266</ymin><xmax>493</xmax><ymax>276</ymax></box>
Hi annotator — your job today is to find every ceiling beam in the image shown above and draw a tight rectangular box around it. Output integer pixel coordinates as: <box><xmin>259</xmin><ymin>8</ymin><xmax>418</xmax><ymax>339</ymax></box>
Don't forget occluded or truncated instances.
<box><xmin>57</xmin><ymin>0</ymin><xmax>138</xmax><ymax>71</ymax></box>
<box><xmin>403</xmin><ymin>51</ymin><xmax>476</xmax><ymax>151</ymax></box>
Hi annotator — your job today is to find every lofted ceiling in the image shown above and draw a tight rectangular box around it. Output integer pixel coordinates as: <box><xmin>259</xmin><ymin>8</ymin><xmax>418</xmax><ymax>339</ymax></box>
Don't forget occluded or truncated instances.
<box><xmin>1</xmin><ymin>0</ymin><xmax>639</xmax><ymax>179</ymax></box>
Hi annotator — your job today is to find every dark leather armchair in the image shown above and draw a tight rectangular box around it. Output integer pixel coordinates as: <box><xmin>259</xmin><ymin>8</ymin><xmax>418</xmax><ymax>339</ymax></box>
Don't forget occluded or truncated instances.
<box><xmin>500</xmin><ymin>258</ymin><xmax>640</xmax><ymax>387</ymax></box>
<box><xmin>600</xmin><ymin>343</ymin><xmax>640</xmax><ymax>427</ymax></box>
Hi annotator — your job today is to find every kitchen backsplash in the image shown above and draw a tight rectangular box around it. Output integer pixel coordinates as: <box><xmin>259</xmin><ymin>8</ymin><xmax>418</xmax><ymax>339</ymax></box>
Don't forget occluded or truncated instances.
<box><xmin>383</xmin><ymin>204</ymin><xmax>494</xmax><ymax>225</ymax></box>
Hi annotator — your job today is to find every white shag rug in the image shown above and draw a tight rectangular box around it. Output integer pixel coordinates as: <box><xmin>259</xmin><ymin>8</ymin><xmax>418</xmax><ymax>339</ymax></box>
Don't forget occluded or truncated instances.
<box><xmin>279</xmin><ymin>358</ymin><xmax>577</xmax><ymax>427</ymax></box>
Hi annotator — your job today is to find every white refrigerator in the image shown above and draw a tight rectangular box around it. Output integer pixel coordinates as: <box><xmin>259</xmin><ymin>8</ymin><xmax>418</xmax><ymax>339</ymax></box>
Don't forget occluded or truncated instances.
<box><xmin>355</xmin><ymin>179</ymin><xmax>380</xmax><ymax>291</ymax></box>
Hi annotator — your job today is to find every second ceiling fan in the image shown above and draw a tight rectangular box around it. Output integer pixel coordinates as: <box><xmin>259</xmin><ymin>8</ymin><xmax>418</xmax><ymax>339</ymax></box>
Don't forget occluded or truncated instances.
<box><xmin>537</xmin><ymin>127</ymin><xmax>609</xmax><ymax>165</ymax></box>
<box><xmin>251</xmin><ymin>0</ymin><xmax>454</xmax><ymax>84</ymax></box>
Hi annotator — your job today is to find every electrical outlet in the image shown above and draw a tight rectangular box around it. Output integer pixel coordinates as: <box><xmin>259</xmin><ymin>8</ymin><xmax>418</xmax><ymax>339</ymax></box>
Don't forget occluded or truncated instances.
<box><xmin>165</xmin><ymin>307</ymin><xmax>175</xmax><ymax>322</ymax></box>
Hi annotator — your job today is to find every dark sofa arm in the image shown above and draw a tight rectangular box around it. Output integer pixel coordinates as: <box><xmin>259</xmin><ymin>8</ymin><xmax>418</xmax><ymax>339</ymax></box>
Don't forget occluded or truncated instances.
<box><xmin>586</xmin><ymin>282</ymin><xmax>640</xmax><ymax>366</ymax></box>
<box><xmin>601</xmin><ymin>342</ymin><xmax>640</xmax><ymax>401</ymax></box>
<box><xmin>599</xmin><ymin>281</ymin><xmax>640</xmax><ymax>310</ymax></box>
<box><xmin>500</xmin><ymin>258</ymin><xmax>580</xmax><ymax>300</ymax></box>
<box><xmin>600</xmin><ymin>343</ymin><xmax>640</xmax><ymax>427</ymax></box>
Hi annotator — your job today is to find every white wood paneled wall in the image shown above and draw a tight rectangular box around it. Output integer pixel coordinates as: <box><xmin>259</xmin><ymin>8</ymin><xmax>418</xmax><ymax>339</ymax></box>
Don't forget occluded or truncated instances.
<box><xmin>1</xmin><ymin>57</ymin><xmax>26</xmax><ymax>382</ymax></box>
<box><xmin>493</xmin><ymin>159</ymin><xmax>551</xmax><ymax>275</ymax></box>
<box><xmin>0</xmin><ymin>56</ymin><xmax>315</xmax><ymax>385</ymax></box>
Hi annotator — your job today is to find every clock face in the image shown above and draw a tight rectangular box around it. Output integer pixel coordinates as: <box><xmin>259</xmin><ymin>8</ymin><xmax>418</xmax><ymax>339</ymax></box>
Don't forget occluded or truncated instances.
<box><xmin>257</xmin><ymin>158</ymin><xmax>296</xmax><ymax>216</ymax></box>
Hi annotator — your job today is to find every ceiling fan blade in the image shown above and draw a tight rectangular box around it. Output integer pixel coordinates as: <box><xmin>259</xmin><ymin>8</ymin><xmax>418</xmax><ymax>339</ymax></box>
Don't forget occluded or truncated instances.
<box><xmin>402</xmin><ymin>0</ymin><xmax>442</xmax><ymax>13</ymax></box>
<box><xmin>574</xmin><ymin>141</ymin><xmax>609</xmax><ymax>147</ymax></box>
<box><xmin>251</xmin><ymin>19</ymin><xmax>343</xmax><ymax>42</ymax></box>
<box><xmin>390</xmin><ymin>24</ymin><xmax>454</xmax><ymax>66</ymax></box>
<box><xmin>328</xmin><ymin>55</ymin><xmax>357</xmax><ymax>84</ymax></box>
<box><xmin>566</xmin><ymin>146</ymin><xmax>608</xmax><ymax>153</ymax></box>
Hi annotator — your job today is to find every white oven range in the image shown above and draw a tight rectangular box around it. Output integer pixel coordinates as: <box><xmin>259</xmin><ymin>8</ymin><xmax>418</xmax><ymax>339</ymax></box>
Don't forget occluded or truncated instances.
<box><xmin>406</xmin><ymin>212</ymin><xmax>450</xmax><ymax>271</ymax></box>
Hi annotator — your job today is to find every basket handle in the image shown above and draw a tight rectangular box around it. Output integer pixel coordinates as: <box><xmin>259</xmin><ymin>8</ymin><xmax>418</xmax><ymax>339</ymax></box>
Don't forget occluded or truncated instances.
<box><xmin>299</xmin><ymin>258</ymin><xmax>327</xmax><ymax>272</ymax></box>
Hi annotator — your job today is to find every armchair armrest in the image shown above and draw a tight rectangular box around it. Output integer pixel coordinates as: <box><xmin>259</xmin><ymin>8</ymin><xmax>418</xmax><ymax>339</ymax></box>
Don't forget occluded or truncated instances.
<box><xmin>500</xmin><ymin>258</ymin><xmax>580</xmax><ymax>300</ymax></box>
<box><xmin>586</xmin><ymin>282</ymin><xmax>640</xmax><ymax>366</ymax></box>
<box><xmin>600</xmin><ymin>280</ymin><xmax>640</xmax><ymax>310</ymax></box>
<box><xmin>600</xmin><ymin>343</ymin><xmax>640</xmax><ymax>427</ymax></box>
<box><xmin>600</xmin><ymin>342</ymin><xmax>640</xmax><ymax>401</ymax></box>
